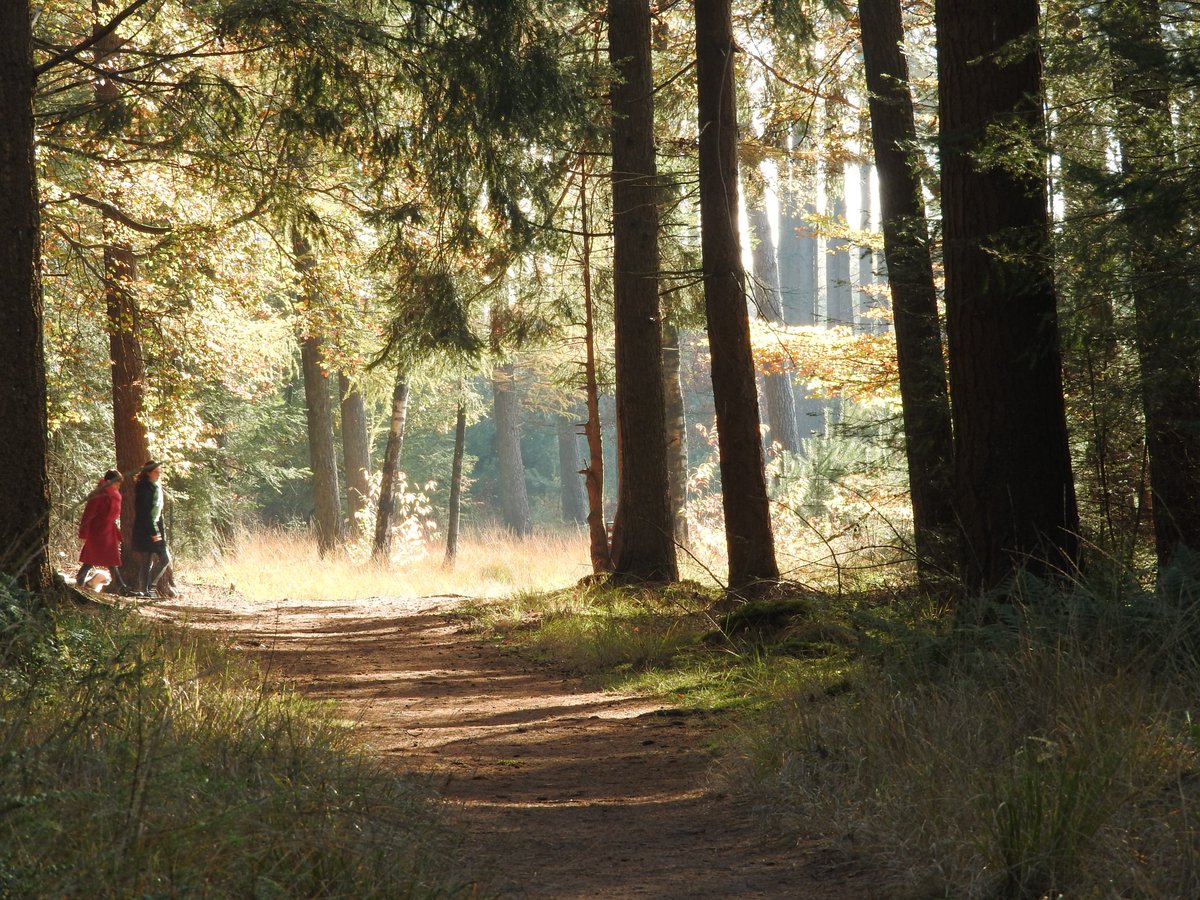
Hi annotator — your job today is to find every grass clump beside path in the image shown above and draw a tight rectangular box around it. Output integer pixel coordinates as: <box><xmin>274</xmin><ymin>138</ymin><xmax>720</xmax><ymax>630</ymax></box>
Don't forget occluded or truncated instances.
<box><xmin>469</xmin><ymin>572</ymin><xmax>1200</xmax><ymax>898</ymax></box>
<box><xmin>0</xmin><ymin>577</ymin><xmax>462</xmax><ymax>899</ymax></box>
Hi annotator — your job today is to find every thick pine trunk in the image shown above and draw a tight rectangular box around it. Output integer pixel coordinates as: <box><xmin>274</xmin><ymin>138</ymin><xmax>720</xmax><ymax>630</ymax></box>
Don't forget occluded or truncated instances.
<box><xmin>444</xmin><ymin>402</ymin><xmax>467</xmax><ymax>567</ymax></box>
<box><xmin>372</xmin><ymin>373</ymin><xmax>410</xmax><ymax>561</ymax></box>
<box><xmin>607</xmin><ymin>0</ymin><xmax>677</xmax><ymax>582</ymax></box>
<box><xmin>556</xmin><ymin>414</ymin><xmax>587</xmax><ymax>524</ymax></box>
<box><xmin>662</xmin><ymin>321</ymin><xmax>690</xmax><ymax>548</ymax></box>
<box><xmin>746</xmin><ymin>172</ymin><xmax>801</xmax><ymax>456</ymax></box>
<box><xmin>937</xmin><ymin>0</ymin><xmax>1079</xmax><ymax>591</ymax></box>
<box><xmin>338</xmin><ymin>373</ymin><xmax>372</xmax><ymax>539</ymax></box>
<box><xmin>300</xmin><ymin>335</ymin><xmax>343</xmax><ymax>554</ymax></box>
<box><xmin>695</xmin><ymin>0</ymin><xmax>780</xmax><ymax>590</ymax></box>
<box><xmin>103</xmin><ymin>239</ymin><xmax>153</xmax><ymax>585</ymax></box>
<box><xmin>859</xmin><ymin>0</ymin><xmax>956</xmax><ymax>580</ymax></box>
<box><xmin>293</xmin><ymin>230</ymin><xmax>342</xmax><ymax>555</ymax></box>
<box><xmin>492</xmin><ymin>362</ymin><xmax>533</xmax><ymax>537</ymax></box>
<box><xmin>0</xmin><ymin>3</ymin><xmax>52</xmax><ymax>590</ymax></box>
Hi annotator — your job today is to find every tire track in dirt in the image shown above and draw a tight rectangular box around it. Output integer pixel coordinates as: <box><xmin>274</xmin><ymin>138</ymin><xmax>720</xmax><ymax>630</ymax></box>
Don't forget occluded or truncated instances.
<box><xmin>143</xmin><ymin>586</ymin><xmax>870</xmax><ymax>899</ymax></box>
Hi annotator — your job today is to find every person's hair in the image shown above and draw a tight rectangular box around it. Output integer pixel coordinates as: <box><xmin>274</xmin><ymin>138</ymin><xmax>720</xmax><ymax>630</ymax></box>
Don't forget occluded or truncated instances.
<box><xmin>137</xmin><ymin>460</ymin><xmax>161</xmax><ymax>480</ymax></box>
<box><xmin>86</xmin><ymin>469</ymin><xmax>122</xmax><ymax>500</ymax></box>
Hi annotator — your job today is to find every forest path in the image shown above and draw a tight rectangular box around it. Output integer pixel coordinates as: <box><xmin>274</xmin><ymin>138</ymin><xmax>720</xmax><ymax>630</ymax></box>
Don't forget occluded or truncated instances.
<box><xmin>140</xmin><ymin>584</ymin><xmax>868</xmax><ymax>899</ymax></box>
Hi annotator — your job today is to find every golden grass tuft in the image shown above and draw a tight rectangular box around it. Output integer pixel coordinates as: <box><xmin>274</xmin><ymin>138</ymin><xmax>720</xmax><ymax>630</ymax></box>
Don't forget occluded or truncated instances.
<box><xmin>209</xmin><ymin>524</ymin><xmax>593</xmax><ymax>602</ymax></box>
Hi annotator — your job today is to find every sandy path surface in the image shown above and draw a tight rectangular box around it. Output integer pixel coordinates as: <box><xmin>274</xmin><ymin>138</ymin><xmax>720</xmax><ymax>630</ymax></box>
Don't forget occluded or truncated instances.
<box><xmin>140</xmin><ymin>585</ymin><xmax>871</xmax><ymax>899</ymax></box>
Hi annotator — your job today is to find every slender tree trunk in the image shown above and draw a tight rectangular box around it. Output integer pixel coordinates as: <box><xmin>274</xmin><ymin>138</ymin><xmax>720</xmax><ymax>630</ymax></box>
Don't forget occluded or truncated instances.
<box><xmin>1105</xmin><ymin>0</ymin><xmax>1200</xmax><ymax>568</ymax></box>
<box><xmin>937</xmin><ymin>0</ymin><xmax>1079</xmax><ymax>592</ymax></box>
<box><xmin>492</xmin><ymin>361</ymin><xmax>533</xmax><ymax>536</ymax></box>
<box><xmin>859</xmin><ymin>0</ymin><xmax>956</xmax><ymax>580</ymax></box>
<box><xmin>579</xmin><ymin>172</ymin><xmax>613</xmax><ymax>572</ymax></box>
<box><xmin>607</xmin><ymin>0</ymin><xmax>677</xmax><ymax>582</ymax></box>
<box><xmin>292</xmin><ymin>232</ymin><xmax>342</xmax><ymax>555</ymax></box>
<box><xmin>338</xmin><ymin>372</ymin><xmax>372</xmax><ymax>539</ymax></box>
<box><xmin>826</xmin><ymin>183</ymin><xmax>853</xmax><ymax>327</ymax></box>
<box><xmin>746</xmin><ymin>170</ymin><xmax>802</xmax><ymax>455</ymax></box>
<box><xmin>444</xmin><ymin>402</ymin><xmax>467</xmax><ymax>567</ymax></box>
<box><xmin>0</xmin><ymin>2</ymin><xmax>52</xmax><ymax>590</ymax></box>
<box><xmin>662</xmin><ymin>321</ymin><xmax>690</xmax><ymax>548</ymax></box>
<box><xmin>695</xmin><ymin>0</ymin><xmax>780</xmax><ymax>590</ymax></box>
<box><xmin>372</xmin><ymin>372</ymin><xmax>410</xmax><ymax>561</ymax></box>
<box><xmin>557</xmin><ymin>413</ymin><xmax>587</xmax><ymax>524</ymax></box>
<box><xmin>857</xmin><ymin>159</ymin><xmax>877</xmax><ymax>331</ymax></box>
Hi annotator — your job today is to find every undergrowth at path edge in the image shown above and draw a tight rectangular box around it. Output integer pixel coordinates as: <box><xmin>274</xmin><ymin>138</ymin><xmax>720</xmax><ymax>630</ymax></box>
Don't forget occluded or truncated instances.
<box><xmin>0</xmin><ymin>578</ymin><xmax>464</xmax><ymax>899</ymax></box>
<box><xmin>467</xmin><ymin>570</ymin><xmax>1200</xmax><ymax>899</ymax></box>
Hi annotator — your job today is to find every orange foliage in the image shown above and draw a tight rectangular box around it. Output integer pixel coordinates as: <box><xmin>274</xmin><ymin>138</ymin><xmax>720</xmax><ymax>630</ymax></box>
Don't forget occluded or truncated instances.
<box><xmin>750</xmin><ymin>321</ymin><xmax>900</xmax><ymax>406</ymax></box>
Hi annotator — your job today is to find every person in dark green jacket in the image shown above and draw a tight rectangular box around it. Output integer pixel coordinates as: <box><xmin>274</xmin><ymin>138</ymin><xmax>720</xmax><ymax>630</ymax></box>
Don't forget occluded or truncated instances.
<box><xmin>133</xmin><ymin>459</ymin><xmax>171</xmax><ymax>595</ymax></box>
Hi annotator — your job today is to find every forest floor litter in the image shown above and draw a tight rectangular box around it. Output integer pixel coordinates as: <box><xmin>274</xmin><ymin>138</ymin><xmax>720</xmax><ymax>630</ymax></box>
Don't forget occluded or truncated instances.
<box><xmin>135</xmin><ymin>581</ymin><xmax>873</xmax><ymax>899</ymax></box>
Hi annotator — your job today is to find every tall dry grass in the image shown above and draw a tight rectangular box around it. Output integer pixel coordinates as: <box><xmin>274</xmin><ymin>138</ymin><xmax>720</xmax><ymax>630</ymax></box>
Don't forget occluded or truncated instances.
<box><xmin>209</xmin><ymin>524</ymin><xmax>594</xmax><ymax>602</ymax></box>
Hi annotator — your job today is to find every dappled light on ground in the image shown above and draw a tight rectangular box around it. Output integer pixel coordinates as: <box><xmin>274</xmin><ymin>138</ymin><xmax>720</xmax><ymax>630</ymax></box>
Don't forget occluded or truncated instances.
<box><xmin>142</xmin><ymin>582</ymin><xmax>868</xmax><ymax>899</ymax></box>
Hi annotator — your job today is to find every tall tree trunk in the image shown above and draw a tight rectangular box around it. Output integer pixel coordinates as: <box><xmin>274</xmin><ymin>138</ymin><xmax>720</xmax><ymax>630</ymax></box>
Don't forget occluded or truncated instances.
<box><xmin>695</xmin><ymin>0</ymin><xmax>780</xmax><ymax>591</ymax></box>
<box><xmin>0</xmin><ymin>2</ymin><xmax>52</xmax><ymax>590</ymax></box>
<box><xmin>444</xmin><ymin>401</ymin><xmax>467</xmax><ymax>567</ymax></box>
<box><xmin>338</xmin><ymin>372</ymin><xmax>372</xmax><ymax>539</ymax></box>
<box><xmin>777</xmin><ymin>130</ymin><xmax>819</xmax><ymax>327</ymax></box>
<box><xmin>607</xmin><ymin>0</ymin><xmax>677</xmax><ymax>583</ymax></box>
<box><xmin>292</xmin><ymin>232</ymin><xmax>342</xmax><ymax>555</ymax></box>
<box><xmin>557</xmin><ymin>413</ymin><xmax>587</xmax><ymax>524</ymax></box>
<box><xmin>372</xmin><ymin>372</ymin><xmax>410</xmax><ymax>561</ymax></box>
<box><xmin>826</xmin><ymin>185</ymin><xmax>853</xmax><ymax>327</ymax></box>
<box><xmin>492</xmin><ymin>361</ymin><xmax>533</xmax><ymax>536</ymax></box>
<box><xmin>93</xmin><ymin>7</ymin><xmax>155</xmax><ymax>588</ymax></box>
<box><xmin>104</xmin><ymin>238</ymin><xmax>153</xmax><ymax>584</ymax></box>
<box><xmin>1104</xmin><ymin>0</ymin><xmax>1200</xmax><ymax>568</ymax></box>
<box><xmin>937</xmin><ymin>0</ymin><xmax>1079</xmax><ymax>592</ymax></box>
<box><xmin>579</xmin><ymin>171</ymin><xmax>613</xmax><ymax>572</ymax></box>
<box><xmin>662</xmin><ymin>321</ymin><xmax>690</xmax><ymax>548</ymax></box>
<box><xmin>746</xmin><ymin>170</ymin><xmax>802</xmax><ymax>455</ymax></box>
<box><xmin>859</xmin><ymin>0</ymin><xmax>956</xmax><ymax>580</ymax></box>
<box><xmin>857</xmin><ymin>159</ymin><xmax>877</xmax><ymax>332</ymax></box>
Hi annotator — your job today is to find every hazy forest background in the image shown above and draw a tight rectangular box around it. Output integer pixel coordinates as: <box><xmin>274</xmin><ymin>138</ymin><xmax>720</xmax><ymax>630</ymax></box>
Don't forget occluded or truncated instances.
<box><xmin>5</xmin><ymin>0</ymin><xmax>1200</xmax><ymax>896</ymax></box>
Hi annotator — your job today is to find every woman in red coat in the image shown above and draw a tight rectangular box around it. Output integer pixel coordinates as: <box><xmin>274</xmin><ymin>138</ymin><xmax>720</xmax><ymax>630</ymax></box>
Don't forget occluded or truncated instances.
<box><xmin>76</xmin><ymin>470</ymin><xmax>133</xmax><ymax>594</ymax></box>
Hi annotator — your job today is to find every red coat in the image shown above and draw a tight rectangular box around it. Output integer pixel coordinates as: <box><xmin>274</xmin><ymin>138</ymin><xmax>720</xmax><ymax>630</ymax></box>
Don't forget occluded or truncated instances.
<box><xmin>78</xmin><ymin>485</ymin><xmax>122</xmax><ymax>567</ymax></box>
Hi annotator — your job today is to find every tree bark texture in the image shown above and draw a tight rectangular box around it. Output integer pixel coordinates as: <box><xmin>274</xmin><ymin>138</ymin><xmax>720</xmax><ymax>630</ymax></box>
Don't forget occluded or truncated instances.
<box><xmin>556</xmin><ymin>413</ymin><xmax>588</xmax><ymax>524</ymax></box>
<box><xmin>103</xmin><ymin>239</ymin><xmax>153</xmax><ymax>583</ymax></box>
<box><xmin>1106</xmin><ymin>0</ymin><xmax>1200</xmax><ymax>568</ymax></box>
<box><xmin>444</xmin><ymin>402</ymin><xmax>467</xmax><ymax>566</ymax></box>
<box><xmin>859</xmin><ymin>0</ymin><xmax>957</xmax><ymax>579</ymax></box>
<box><xmin>607</xmin><ymin>0</ymin><xmax>677</xmax><ymax>582</ymax></box>
<box><xmin>746</xmin><ymin>172</ymin><xmax>802</xmax><ymax>455</ymax></box>
<box><xmin>662</xmin><ymin>321</ymin><xmax>690</xmax><ymax>548</ymax></box>
<box><xmin>0</xmin><ymin>2</ymin><xmax>52</xmax><ymax>590</ymax></box>
<box><xmin>338</xmin><ymin>372</ymin><xmax>372</xmax><ymax>539</ymax></box>
<box><xmin>492</xmin><ymin>361</ymin><xmax>533</xmax><ymax>537</ymax></box>
<box><xmin>300</xmin><ymin>335</ymin><xmax>343</xmax><ymax>554</ymax></box>
<box><xmin>372</xmin><ymin>373</ymin><xmax>410</xmax><ymax>560</ymax></box>
<box><xmin>937</xmin><ymin>0</ymin><xmax>1079</xmax><ymax>591</ymax></box>
<box><xmin>293</xmin><ymin>230</ymin><xmax>342</xmax><ymax>555</ymax></box>
<box><xmin>580</xmin><ymin>175</ymin><xmax>613</xmax><ymax>572</ymax></box>
<box><xmin>695</xmin><ymin>0</ymin><xmax>780</xmax><ymax>589</ymax></box>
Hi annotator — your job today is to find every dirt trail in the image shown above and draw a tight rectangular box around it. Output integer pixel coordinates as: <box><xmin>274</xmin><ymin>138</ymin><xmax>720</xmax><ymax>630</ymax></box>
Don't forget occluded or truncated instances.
<box><xmin>140</xmin><ymin>585</ymin><xmax>870</xmax><ymax>899</ymax></box>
